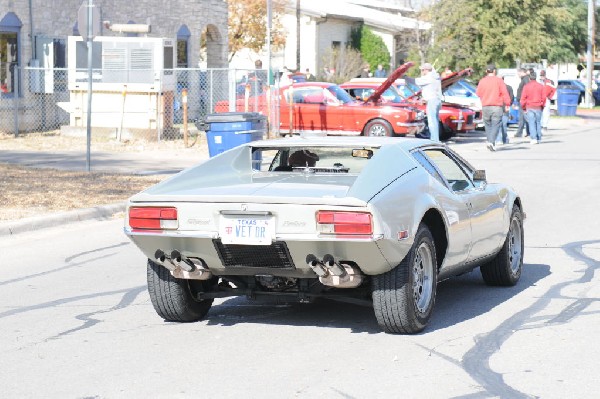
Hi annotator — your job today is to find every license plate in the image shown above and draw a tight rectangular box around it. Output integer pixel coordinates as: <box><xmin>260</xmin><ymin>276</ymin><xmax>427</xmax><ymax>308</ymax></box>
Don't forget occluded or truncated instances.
<box><xmin>219</xmin><ymin>216</ymin><xmax>274</xmax><ymax>245</ymax></box>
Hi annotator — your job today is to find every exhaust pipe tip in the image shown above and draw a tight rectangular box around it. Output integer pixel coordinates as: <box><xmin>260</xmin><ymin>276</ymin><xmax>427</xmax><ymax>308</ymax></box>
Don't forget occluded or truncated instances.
<box><xmin>170</xmin><ymin>250</ymin><xmax>196</xmax><ymax>272</ymax></box>
<box><xmin>306</xmin><ymin>254</ymin><xmax>328</xmax><ymax>277</ymax></box>
<box><xmin>154</xmin><ymin>249</ymin><xmax>166</xmax><ymax>262</ymax></box>
<box><xmin>323</xmin><ymin>254</ymin><xmax>347</xmax><ymax>277</ymax></box>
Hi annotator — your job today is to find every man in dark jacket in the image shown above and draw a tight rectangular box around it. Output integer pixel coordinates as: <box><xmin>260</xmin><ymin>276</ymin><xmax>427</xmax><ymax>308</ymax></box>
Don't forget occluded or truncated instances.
<box><xmin>515</xmin><ymin>68</ymin><xmax>530</xmax><ymax>137</ymax></box>
<box><xmin>498</xmin><ymin>76</ymin><xmax>515</xmax><ymax>145</ymax></box>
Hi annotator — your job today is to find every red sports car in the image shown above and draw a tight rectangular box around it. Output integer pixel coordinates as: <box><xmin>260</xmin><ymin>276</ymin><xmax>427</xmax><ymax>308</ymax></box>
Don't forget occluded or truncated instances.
<box><xmin>342</xmin><ymin>71</ymin><xmax>476</xmax><ymax>140</ymax></box>
<box><xmin>396</xmin><ymin>67</ymin><xmax>483</xmax><ymax>129</ymax></box>
<box><xmin>215</xmin><ymin>63</ymin><xmax>426</xmax><ymax>137</ymax></box>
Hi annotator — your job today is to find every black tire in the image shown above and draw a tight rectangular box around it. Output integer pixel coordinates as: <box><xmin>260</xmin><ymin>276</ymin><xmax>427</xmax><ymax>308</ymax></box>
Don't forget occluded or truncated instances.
<box><xmin>364</xmin><ymin>119</ymin><xmax>393</xmax><ymax>137</ymax></box>
<box><xmin>481</xmin><ymin>205</ymin><xmax>524</xmax><ymax>286</ymax></box>
<box><xmin>372</xmin><ymin>225</ymin><xmax>438</xmax><ymax>334</ymax></box>
<box><xmin>147</xmin><ymin>259</ymin><xmax>214</xmax><ymax>322</ymax></box>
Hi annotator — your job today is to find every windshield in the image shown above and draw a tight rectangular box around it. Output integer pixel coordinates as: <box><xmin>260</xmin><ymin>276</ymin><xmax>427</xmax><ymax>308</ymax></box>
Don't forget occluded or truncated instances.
<box><xmin>445</xmin><ymin>81</ymin><xmax>479</xmax><ymax>97</ymax></box>
<box><xmin>458</xmin><ymin>79</ymin><xmax>477</xmax><ymax>93</ymax></box>
<box><xmin>396</xmin><ymin>81</ymin><xmax>420</xmax><ymax>99</ymax></box>
<box><xmin>255</xmin><ymin>146</ymin><xmax>379</xmax><ymax>174</ymax></box>
<box><xmin>327</xmin><ymin>85</ymin><xmax>356</xmax><ymax>104</ymax></box>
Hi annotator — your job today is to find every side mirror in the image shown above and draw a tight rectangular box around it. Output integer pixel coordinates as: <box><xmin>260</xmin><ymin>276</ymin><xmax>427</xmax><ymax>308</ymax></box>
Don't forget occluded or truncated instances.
<box><xmin>465</xmin><ymin>91</ymin><xmax>472</xmax><ymax>97</ymax></box>
<box><xmin>473</xmin><ymin>169</ymin><xmax>486</xmax><ymax>182</ymax></box>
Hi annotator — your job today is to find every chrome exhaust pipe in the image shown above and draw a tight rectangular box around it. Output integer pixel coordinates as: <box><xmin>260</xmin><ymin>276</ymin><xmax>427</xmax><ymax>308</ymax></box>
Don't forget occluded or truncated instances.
<box><xmin>319</xmin><ymin>254</ymin><xmax>363</xmax><ymax>289</ymax></box>
<box><xmin>323</xmin><ymin>254</ymin><xmax>347</xmax><ymax>277</ymax></box>
<box><xmin>154</xmin><ymin>249</ymin><xmax>176</xmax><ymax>271</ymax></box>
<box><xmin>306</xmin><ymin>254</ymin><xmax>328</xmax><ymax>277</ymax></box>
<box><xmin>170</xmin><ymin>252</ymin><xmax>213</xmax><ymax>281</ymax></box>
<box><xmin>170</xmin><ymin>250</ymin><xmax>196</xmax><ymax>272</ymax></box>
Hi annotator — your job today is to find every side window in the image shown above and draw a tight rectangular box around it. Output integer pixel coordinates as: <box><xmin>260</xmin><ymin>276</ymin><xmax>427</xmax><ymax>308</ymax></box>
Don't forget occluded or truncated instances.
<box><xmin>412</xmin><ymin>151</ymin><xmax>445</xmax><ymax>186</ymax></box>
<box><xmin>423</xmin><ymin>149</ymin><xmax>474</xmax><ymax>192</ymax></box>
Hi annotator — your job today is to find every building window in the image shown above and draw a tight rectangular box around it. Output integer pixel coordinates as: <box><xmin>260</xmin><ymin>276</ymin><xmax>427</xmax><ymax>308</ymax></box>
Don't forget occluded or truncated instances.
<box><xmin>0</xmin><ymin>12</ymin><xmax>22</xmax><ymax>97</ymax></box>
<box><xmin>177</xmin><ymin>25</ymin><xmax>190</xmax><ymax>68</ymax></box>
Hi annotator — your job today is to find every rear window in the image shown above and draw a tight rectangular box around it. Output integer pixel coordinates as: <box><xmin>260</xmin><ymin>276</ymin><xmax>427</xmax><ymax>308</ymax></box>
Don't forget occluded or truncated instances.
<box><xmin>253</xmin><ymin>146</ymin><xmax>378</xmax><ymax>174</ymax></box>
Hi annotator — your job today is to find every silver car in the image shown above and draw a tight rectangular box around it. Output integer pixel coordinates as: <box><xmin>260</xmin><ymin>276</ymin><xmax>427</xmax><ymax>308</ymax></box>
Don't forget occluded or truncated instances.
<box><xmin>124</xmin><ymin>136</ymin><xmax>524</xmax><ymax>334</ymax></box>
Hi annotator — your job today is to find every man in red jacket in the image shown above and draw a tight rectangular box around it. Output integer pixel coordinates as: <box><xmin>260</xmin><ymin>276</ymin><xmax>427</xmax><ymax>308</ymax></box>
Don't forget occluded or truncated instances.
<box><xmin>520</xmin><ymin>70</ymin><xmax>546</xmax><ymax>144</ymax></box>
<box><xmin>476</xmin><ymin>64</ymin><xmax>511</xmax><ymax>151</ymax></box>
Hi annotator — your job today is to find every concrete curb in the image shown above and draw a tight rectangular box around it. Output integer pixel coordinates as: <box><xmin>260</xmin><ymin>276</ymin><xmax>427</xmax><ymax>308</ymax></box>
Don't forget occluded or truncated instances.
<box><xmin>0</xmin><ymin>202</ymin><xmax>126</xmax><ymax>236</ymax></box>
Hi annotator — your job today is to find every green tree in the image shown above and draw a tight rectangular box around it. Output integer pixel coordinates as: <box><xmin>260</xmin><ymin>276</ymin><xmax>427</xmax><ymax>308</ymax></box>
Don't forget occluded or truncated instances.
<box><xmin>351</xmin><ymin>26</ymin><xmax>391</xmax><ymax>73</ymax></box>
<box><xmin>425</xmin><ymin>0</ymin><xmax>594</xmax><ymax>77</ymax></box>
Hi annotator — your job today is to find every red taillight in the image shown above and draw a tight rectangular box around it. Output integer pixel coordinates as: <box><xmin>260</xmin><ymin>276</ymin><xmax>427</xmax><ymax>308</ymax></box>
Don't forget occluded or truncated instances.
<box><xmin>316</xmin><ymin>211</ymin><xmax>373</xmax><ymax>235</ymax></box>
<box><xmin>129</xmin><ymin>207</ymin><xmax>178</xmax><ymax>230</ymax></box>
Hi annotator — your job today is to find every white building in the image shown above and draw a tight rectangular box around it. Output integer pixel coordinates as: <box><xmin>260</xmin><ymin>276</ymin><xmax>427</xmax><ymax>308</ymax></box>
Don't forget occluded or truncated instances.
<box><xmin>230</xmin><ymin>0</ymin><xmax>430</xmax><ymax>77</ymax></box>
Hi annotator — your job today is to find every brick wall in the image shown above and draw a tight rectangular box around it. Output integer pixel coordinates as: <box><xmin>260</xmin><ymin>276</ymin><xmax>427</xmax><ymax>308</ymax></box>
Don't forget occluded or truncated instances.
<box><xmin>0</xmin><ymin>0</ymin><xmax>228</xmax><ymax>68</ymax></box>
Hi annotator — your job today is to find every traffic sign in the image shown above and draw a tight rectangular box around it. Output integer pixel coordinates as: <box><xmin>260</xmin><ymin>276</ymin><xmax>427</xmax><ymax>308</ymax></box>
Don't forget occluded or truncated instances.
<box><xmin>77</xmin><ymin>1</ymin><xmax>101</xmax><ymax>42</ymax></box>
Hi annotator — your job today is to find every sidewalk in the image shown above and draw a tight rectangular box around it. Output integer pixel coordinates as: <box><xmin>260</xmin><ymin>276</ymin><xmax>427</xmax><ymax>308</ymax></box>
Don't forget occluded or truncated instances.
<box><xmin>0</xmin><ymin>146</ymin><xmax>208</xmax><ymax>175</ymax></box>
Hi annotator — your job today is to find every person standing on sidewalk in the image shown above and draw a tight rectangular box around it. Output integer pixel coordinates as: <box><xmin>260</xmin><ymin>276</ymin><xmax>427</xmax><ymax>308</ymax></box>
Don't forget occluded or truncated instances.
<box><xmin>476</xmin><ymin>64</ymin><xmax>511</xmax><ymax>151</ymax></box>
<box><xmin>539</xmin><ymin>70</ymin><xmax>556</xmax><ymax>132</ymax></box>
<box><xmin>515</xmin><ymin>68</ymin><xmax>531</xmax><ymax>138</ymax></box>
<box><xmin>520</xmin><ymin>70</ymin><xmax>546</xmax><ymax>144</ymax></box>
<box><xmin>408</xmin><ymin>62</ymin><xmax>443</xmax><ymax>141</ymax></box>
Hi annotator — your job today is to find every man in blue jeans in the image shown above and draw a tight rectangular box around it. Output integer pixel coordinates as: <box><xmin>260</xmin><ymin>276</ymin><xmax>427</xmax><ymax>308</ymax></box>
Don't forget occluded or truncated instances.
<box><xmin>476</xmin><ymin>64</ymin><xmax>511</xmax><ymax>151</ymax></box>
<box><xmin>409</xmin><ymin>63</ymin><xmax>443</xmax><ymax>141</ymax></box>
<box><xmin>520</xmin><ymin>71</ymin><xmax>545</xmax><ymax>144</ymax></box>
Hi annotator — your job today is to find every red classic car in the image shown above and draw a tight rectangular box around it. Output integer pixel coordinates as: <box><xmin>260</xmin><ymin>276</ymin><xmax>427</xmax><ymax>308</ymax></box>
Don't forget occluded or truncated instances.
<box><xmin>397</xmin><ymin>67</ymin><xmax>483</xmax><ymax>129</ymax></box>
<box><xmin>342</xmin><ymin>72</ymin><xmax>476</xmax><ymax>141</ymax></box>
<box><xmin>215</xmin><ymin>63</ymin><xmax>426</xmax><ymax>137</ymax></box>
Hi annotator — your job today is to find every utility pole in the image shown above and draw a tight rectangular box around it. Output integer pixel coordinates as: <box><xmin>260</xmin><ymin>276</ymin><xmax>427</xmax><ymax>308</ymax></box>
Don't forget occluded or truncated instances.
<box><xmin>585</xmin><ymin>0</ymin><xmax>595</xmax><ymax>108</ymax></box>
<box><xmin>296</xmin><ymin>0</ymin><xmax>300</xmax><ymax>72</ymax></box>
<box><xmin>267</xmin><ymin>0</ymin><xmax>272</xmax><ymax>84</ymax></box>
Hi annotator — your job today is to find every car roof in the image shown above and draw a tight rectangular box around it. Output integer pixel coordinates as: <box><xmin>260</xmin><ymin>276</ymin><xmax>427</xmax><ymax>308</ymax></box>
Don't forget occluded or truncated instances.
<box><xmin>281</xmin><ymin>82</ymin><xmax>332</xmax><ymax>89</ymax></box>
<box><xmin>250</xmin><ymin>135</ymin><xmax>436</xmax><ymax>152</ymax></box>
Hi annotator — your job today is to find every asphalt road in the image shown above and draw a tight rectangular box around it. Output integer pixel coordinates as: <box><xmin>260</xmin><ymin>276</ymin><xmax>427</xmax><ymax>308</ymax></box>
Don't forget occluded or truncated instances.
<box><xmin>1</xmin><ymin>118</ymin><xmax>599</xmax><ymax>398</ymax></box>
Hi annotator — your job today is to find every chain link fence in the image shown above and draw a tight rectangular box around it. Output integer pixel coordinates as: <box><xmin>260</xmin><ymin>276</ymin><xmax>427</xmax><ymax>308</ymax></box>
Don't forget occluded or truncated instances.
<box><xmin>0</xmin><ymin>67</ymin><xmax>281</xmax><ymax>141</ymax></box>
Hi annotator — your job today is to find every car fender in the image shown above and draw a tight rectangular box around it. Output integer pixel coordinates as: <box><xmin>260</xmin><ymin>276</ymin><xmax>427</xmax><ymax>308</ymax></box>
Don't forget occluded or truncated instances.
<box><xmin>368</xmin><ymin>171</ymin><xmax>449</xmax><ymax>271</ymax></box>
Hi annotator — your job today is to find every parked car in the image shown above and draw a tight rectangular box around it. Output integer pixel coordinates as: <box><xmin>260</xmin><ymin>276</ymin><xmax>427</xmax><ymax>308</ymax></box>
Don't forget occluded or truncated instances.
<box><xmin>438</xmin><ymin>71</ymin><xmax>484</xmax><ymax>128</ymax></box>
<box><xmin>124</xmin><ymin>136</ymin><xmax>525</xmax><ymax>334</ymax></box>
<box><xmin>216</xmin><ymin>63</ymin><xmax>426</xmax><ymax>137</ymax></box>
<box><xmin>393</xmin><ymin>68</ymin><xmax>483</xmax><ymax>129</ymax></box>
<box><xmin>340</xmin><ymin>77</ymin><xmax>476</xmax><ymax>141</ymax></box>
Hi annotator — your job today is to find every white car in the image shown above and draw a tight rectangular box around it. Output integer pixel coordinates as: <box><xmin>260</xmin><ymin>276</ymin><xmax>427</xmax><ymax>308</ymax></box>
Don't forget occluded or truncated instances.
<box><xmin>124</xmin><ymin>136</ymin><xmax>524</xmax><ymax>334</ymax></box>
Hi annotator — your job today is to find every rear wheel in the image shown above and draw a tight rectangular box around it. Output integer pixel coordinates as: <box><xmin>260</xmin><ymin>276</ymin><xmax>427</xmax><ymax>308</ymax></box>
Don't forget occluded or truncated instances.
<box><xmin>480</xmin><ymin>205</ymin><xmax>524</xmax><ymax>286</ymax></box>
<box><xmin>372</xmin><ymin>225</ymin><xmax>438</xmax><ymax>334</ymax></box>
<box><xmin>147</xmin><ymin>259</ymin><xmax>214</xmax><ymax>322</ymax></box>
<box><xmin>364</xmin><ymin>119</ymin><xmax>393</xmax><ymax>137</ymax></box>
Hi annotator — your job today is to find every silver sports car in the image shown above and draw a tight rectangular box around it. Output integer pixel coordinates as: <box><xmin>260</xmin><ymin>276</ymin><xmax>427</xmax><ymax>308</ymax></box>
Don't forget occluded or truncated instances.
<box><xmin>124</xmin><ymin>136</ymin><xmax>524</xmax><ymax>334</ymax></box>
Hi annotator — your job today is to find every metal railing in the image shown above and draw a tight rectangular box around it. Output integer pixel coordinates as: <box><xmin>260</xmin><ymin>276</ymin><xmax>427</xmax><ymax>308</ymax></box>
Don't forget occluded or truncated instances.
<box><xmin>0</xmin><ymin>67</ymin><xmax>281</xmax><ymax>141</ymax></box>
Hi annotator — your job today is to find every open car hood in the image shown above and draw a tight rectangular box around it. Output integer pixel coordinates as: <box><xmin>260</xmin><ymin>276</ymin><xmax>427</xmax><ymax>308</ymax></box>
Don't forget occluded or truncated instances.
<box><xmin>441</xmin><ymin>67</ymin><xmax>474</xmax><ymax>89</ymax></box>
<box><xmin>365</xmin><ymin>62</ymin><xmax>414</xmax><ymax>104</ymax></box>
<box><xmin>404</xmin><ymin>67</ymin><xmax>474</xmax><ymax>100</ymax></box>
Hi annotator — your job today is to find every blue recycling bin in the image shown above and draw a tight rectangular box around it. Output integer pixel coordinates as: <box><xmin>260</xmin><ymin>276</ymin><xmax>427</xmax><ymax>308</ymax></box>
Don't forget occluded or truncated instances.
<box><xmin>203</xmin><ymin>112</ymin><xmax>266</xmax><ymax>167</ymax></box>
<box><xmin>557</xmin><ymin>86</ymin><xmax>580</xmax><ymax>116</ymax></box>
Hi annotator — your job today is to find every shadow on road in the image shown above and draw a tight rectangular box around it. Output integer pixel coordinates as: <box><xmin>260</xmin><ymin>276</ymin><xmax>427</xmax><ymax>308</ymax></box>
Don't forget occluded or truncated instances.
<box><xmin>196</xmin><ymin>262</ymin><xmax>550</xmax><ymax>335</ymax></box>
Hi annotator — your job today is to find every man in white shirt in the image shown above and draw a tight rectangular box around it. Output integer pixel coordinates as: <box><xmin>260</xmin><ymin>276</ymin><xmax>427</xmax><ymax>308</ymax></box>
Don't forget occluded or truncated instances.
<box><xmin>410</xmin><ymin>63</ymin><xmax>443</xmax><ymax>141</ymax></box>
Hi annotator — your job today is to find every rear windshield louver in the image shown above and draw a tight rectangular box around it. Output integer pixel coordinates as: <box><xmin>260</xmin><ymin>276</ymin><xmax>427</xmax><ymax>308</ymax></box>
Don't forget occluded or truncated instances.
<box><xmin>213</xmin><ymin>240</ymin><xmax>295</xmax><ymax>269</ymax></box>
